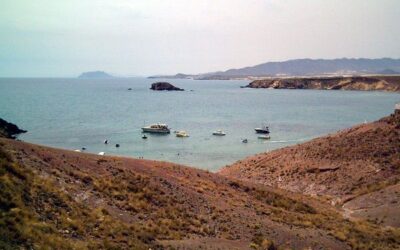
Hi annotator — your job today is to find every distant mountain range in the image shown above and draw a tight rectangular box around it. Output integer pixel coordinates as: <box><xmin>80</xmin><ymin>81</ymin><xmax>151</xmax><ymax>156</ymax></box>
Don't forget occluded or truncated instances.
<box><xmin>78</xmin><ymin>71</ymin><xmax>114</xmax><ymax>78</ymax></box>
<box><xmin>149</xmin><ymin>58</ymin><xmax>400</xmax><ymax>80</ymax></box>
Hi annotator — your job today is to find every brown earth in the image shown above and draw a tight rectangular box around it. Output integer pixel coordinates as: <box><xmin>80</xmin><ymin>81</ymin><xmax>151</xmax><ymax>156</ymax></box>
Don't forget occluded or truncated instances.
<box><xmin>2</xmin><ymin>137</ymin><xmax>400</xmax><ymax>249</ymax></box>
<box><xmin>245</xmin><ymin>76</ymin><xmax>400</xmax><ymax>92</ymax></box>
<box><xmin>220</xmin><ymin>110</ymin><xmax>400</xmax><ymax>231</ymax></box>
<box><xmin>2</xmin><ymin>110</ymin><xmax>400</xmax><ymax>249</ymax></box>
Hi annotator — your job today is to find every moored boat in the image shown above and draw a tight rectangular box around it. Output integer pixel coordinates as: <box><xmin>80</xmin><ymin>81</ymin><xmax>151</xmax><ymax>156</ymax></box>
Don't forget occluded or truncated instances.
<box><xmin>212</xmin><ymin>130</ymin><xmax>226</xmax><ymax>136</ymax></box>
<box><xmin>142</xmin><ymin>123</ymin><xmax>171</xmax><ymax>134</ymax></box>
<box><xmin>255</xmin><ymin>124</ymin><xmax>270</xmax><ymax>134</ymax></box>
<box><xmin>176</xmin><ymin>131</ymin><xmax>189</xmax><ymax>137</ymax></box>
<box><xmin>258</xmin><ymin>135</ymin><xmax>270</xmax><ymax>140</ymax></box>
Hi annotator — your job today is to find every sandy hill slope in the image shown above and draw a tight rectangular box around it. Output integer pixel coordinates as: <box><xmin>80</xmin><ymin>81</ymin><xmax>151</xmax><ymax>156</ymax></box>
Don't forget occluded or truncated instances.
<box><xmin>220</xmin><ymin>110</ymin><xmax>400</xmax><ymax>228</ymax></box>
<box><xmin>1</xmin><ymin>137</ymin><xmax>400</xmax><ymax>249</ymax></box>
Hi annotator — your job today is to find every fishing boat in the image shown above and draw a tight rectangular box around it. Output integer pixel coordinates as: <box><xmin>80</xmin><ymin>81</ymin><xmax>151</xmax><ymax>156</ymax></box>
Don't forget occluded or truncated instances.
<box><xmin>212</xmin><ymin>130</ymin><xmax>226</xmax><ymax>136</ymax></box>
<box><xmin>176</xmin><ymin>131</ymin><xmax>189</xmax><ymax>137</ymax></box>
<box><xmin>255</xmin><ymin>124</ymin><xmax>270</xmax><ymax>134</ymax></box>
<box><xmin>142</xmin><ymin>123</ymin><xmax>171</xmax><ymax>134</ymax></box>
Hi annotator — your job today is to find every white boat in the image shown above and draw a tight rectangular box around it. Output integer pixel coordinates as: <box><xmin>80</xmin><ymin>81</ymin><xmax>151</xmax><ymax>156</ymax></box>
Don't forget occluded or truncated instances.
<box><xmin>98</xmin><ymin>152</ymin><xmax>105</xmax><ymax>155</ymax></box>
<box><xmin>142</xmin><ymin>123</ymin><xmax>171</xmax><ymax>134</ymax></box>
<box><xmin>258</xmin><ymin>135</ymin><xmax>270</xmax><ymax>140</ymax></box>
<box><xmin>176</xmin><ymin>131</ymin><xmax>189</xmax><ymax>137</ymax></box>
<box><xmin>255</xmin><ymin>124</ymin><xmax>270</xmax><ymax>134</ymax></box>
<box><xmin>212</xmin><ymin>130</ymin><xmax>226</xmax><ymax>136</ymax></box>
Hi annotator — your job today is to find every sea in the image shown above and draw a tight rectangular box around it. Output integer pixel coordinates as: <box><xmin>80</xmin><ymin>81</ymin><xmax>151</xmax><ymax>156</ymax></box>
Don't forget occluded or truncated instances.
<box><xmin>0</xmin><ymin>77</ymin><xmax>399</xmax><ymax>171</ymax></box>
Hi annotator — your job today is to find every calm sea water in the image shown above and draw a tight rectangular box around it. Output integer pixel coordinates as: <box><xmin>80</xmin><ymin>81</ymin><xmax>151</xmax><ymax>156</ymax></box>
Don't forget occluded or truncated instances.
<box><xmin>0</xmin><ymin>78</ymin><xmax>399</xmax><ymax>170</ymax></box>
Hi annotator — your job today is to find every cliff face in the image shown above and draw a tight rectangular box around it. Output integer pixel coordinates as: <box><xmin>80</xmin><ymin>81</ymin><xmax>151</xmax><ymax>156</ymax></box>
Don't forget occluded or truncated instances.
<box><xmin>246</xmin><ymin>76</ymin><xmax>400</xmax><ymax>92</ymax></box>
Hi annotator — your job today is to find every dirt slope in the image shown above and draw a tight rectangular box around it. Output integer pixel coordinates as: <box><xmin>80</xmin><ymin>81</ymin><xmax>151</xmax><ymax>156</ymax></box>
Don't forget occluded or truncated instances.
<box><xmin>220</xmin><ymin>110</ymin><xmax>400</xmax><ymax>229</ymax></box>
<box><xmin>2</xmin><ymin>138</ymin><xmax>400</xmax><ymax>249</ymax></box>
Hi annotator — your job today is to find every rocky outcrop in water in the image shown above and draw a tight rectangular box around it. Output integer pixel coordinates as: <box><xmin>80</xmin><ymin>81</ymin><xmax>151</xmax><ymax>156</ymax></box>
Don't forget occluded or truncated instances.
<box><xmin>245</xmin><ymin>76</ymin><xmax>400</xmax><ymax>92</ymax></box>
<box><xmin>0</xmin><ymin>118</ymin><xmax>27</xmax><ymax>139</ymax></box>
<box><xmin>150</xmin><ymin>82</ymin><xmax>184</xmax><ymax>91</ymax></box>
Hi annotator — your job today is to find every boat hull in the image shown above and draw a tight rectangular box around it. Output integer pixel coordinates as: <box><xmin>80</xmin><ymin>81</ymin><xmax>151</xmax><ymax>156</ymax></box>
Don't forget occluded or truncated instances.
<box><xmin>255</xmin><ymin>129</ymin><xmax>270</xmax><ymax>134</ymax></box>
<box><xmin>142</xmin><ymin>128</ymin><xmax>170</xmax><ymax>134</ymax></box>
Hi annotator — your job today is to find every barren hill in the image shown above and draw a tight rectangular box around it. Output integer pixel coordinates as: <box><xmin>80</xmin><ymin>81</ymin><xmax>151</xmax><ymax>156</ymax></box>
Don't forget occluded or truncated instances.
<box><xmin>1</xmin><ymin>136</ymin><xmax>400</xmax><ymax>249</ymax></box>
<box><xmin>220</xmin><ymin>110</ymin><xmax>400</xmax><ymax>227</ymax></box>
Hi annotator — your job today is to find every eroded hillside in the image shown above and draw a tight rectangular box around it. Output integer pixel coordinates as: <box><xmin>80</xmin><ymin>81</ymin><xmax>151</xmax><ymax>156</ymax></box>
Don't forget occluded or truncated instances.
<box><xmin>1</xmin><ymin>137</ymin><xmax>400</xmax><ymax>249</ymax></box>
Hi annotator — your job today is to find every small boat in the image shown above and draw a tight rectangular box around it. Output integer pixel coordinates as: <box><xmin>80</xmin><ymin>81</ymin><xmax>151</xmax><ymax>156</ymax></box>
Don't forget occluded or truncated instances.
<box><xmin>98</xmin><ymin>152</ymin><xmax>105</xmax><ymax>155</ymax></box>
<box><xmin>142</xmin><ymin>123</ymin><xmax>171</xmax><ymax>134</ymax></box>
<box><xmin>74</xmin><ymin>149</ymin><xmax>81</xmax><ymax>152</ymax></box>
<box><xmin>104</xmin><ymin>139</ymin><xmax>108</xmax><ymax>144</ymax></box>
<box><xmin>258</xmin><ymin>135</ymin><xmax>271</xmax><ymax>140</ymax></box>
<box><xmin>81</xmin><ymin>147</ymin><xmax>86</xmax><ymax>151</ymax></box>
<box><xmin>212</xmin><ymin>130</ymin><xmax>226</xmax><ymax>136</ymax></box>
<box><xmin>142</xmin><ymin>134</ymin><xmax>148</xmax><ymax>139</ymax></box>
<box><xmin>176</xmin><ymin>131</ymin><xmax>189</xmax><ymax>137</ymax></box>
<box><xmin>255</xmin><ymin>124</ymin><xmax>270</xmax><ymax>134</ymax></box>
<box><xmin>242</xmin><ymin>139</ymin><xmax>248</xmax><ymax>143</ymax></box>
<box><xmin>115</xmin><ymin>144</ymin><xmax>120</xmax><ymax>148</ymax></box>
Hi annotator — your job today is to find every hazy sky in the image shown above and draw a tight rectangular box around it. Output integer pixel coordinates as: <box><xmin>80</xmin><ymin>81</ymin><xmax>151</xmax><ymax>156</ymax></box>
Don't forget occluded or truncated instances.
<box><xmin>1</xmin><ymin>0</ymin><xmax>399</xmax><ymax>77</ymax></box>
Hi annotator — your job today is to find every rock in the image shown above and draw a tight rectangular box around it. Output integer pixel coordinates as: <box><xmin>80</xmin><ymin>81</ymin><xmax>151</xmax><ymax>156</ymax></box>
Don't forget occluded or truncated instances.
<box><xmin>0</xmin><ymin>118</ymin><xmax>27</xmax><ymax>139</ymax></box>
<box><xmin>150</xmin><ymin>82</ymin><xmax>184</xmax><ymax>91</ymax></box>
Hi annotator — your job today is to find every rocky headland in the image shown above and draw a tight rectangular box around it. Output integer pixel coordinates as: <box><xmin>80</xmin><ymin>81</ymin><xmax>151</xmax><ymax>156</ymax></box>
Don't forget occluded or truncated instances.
<box><xmin>150</xmin><ymin>82</ymin><xmax>184</xmax><ymax>91</ymax></box>
<box><xmin>244</xmin><ymin>76</ymin><xmax>400</xmax><ymax>92</ymax></box>
<box><xmin>0</xmin><ymin>118</ymin><xmax>26</xmax><ymax>139</ymax></box>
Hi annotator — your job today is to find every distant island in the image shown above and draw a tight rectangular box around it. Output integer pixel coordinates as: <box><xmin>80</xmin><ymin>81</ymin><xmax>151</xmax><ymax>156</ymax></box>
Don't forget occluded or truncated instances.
<box><xmin>244</xmin><ymin>76</ymin><xmax>400</xmax><ymax>92</ymax></box>
<box><xmin>78</xmin><ymin>71</ymin><xmax>114</xmax><ymax>79</ymax></box>
<box><xmin>149</xmin><ymin>58</ymin><xmax>400</xmax><ymax>80</ymax></box>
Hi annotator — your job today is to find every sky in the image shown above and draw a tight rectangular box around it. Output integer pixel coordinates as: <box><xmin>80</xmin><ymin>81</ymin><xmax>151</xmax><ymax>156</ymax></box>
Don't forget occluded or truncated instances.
<box><xmin>0</xmin><ymin>0</ymin><xmax>399</xmax><ymax>77</ymax></box>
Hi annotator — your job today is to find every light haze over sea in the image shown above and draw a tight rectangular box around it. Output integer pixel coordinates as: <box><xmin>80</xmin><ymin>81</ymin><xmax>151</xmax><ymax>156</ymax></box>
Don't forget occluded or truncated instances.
<box><xmin>0</xmin><ymin>77</ymin><xmax>399</xmax><ymax>170</ymax></box>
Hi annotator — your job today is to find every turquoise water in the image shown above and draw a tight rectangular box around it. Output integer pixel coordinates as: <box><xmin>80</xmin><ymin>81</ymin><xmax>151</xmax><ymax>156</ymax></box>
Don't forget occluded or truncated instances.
<box><xmin>0</xmin><ymin>77</ymin><xmax>399</xmax><ymax>171</ymax></box>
